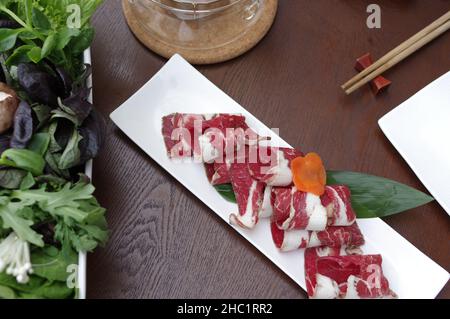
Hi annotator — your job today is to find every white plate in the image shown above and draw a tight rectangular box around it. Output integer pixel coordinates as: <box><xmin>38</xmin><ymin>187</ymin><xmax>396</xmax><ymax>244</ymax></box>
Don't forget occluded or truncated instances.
<box><xmin>110</xmin><ymin>54</ymin><xmax>449</xmax><ymax>299</ymax></box>
<box><xmin>76</xmin><ymin>49</ymin><xmax>94</xmax><ymax>300</ymax></box>
<box><xmin>379</xmin><ymin>71</ymin><xmax>450</xmax><ymax>217</ymax></box>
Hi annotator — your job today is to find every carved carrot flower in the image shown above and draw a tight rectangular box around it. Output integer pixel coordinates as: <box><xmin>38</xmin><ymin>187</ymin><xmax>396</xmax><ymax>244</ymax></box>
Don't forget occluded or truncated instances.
<box><xmin>291</xmin><ymin>153</ymin><xmax>327</xmax><ymax>196</ymax></box>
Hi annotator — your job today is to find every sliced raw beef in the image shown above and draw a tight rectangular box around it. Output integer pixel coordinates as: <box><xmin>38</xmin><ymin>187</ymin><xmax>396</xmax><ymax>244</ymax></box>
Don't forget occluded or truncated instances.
<box><xmin>272</xmin><ymin>185</ymin><xmax>356</xmax><ymax>231</ymax></box>
<box><xmin>195</xmin><ymin>114</ymin><xmax>269</xmax><ymax>163</ymax></box>
<box><xmin>162</xmin><ymin>113</ymin><xmax>204</xmax><ymax>158</ymax></box>
<box><xmin>305</xmin><ymin>247</ymin><xmax>396</xmax><ymax>299</ymax></box>
<box><xmin>204</xmin><ymin>163</ymin><xmax>216</xmax><ymax>183</ymax></box>
<box><xmin>209</xmin><ymin>162</ymin><xmax>232</xmax><ymax>185</ymax></box>
<box><xmin>321</xmin><ymin>185</ymin><xmax>356</xmax><ymax>226</ymax></box>
<box><xmin>247</xmin><ymin>147</ymin><xmax>302</xmax><ymax>187</ymax></box>
<box><xmin>229</xmin><ymin>162</ymin><xmax>265</xmax><ymax>229</ymax></box>
<box><xmin>202</xmin><ymin>114</ymin><xmax>247</xmax><ymax>131</ymax></box>
<box><xmin>305</xmin><ymin>246</ymin><xmax>356</xmax><ymax>298</ymax></box>
<box><xmin>271</xmin><ymin>222</ymin><xmax>364</xmax><ymax>251</ymax></box>
<box><xmin>272</xmin><ymin>187</ymin><xmax>328</xmax><ymax>231</ymax></box>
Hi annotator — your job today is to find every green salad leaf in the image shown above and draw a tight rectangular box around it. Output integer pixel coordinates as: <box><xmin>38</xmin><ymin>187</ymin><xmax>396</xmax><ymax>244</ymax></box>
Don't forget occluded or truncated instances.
<box><xmin>0</xmin><ymin>284</ymin><xmax>16</xmax><ymax>299</ymax></box>
<box><xmin>0</xmin><ymin>176</ymin><xmax>108</xmax><ymax>252</ymax></box>
<box><xmin>0</xmin><ymin>0</ymin><xmax>103</xmax><ymax>77</ymax></box>
<box><xmin>0</xmin><ymin>201</ymin><xmax>44</xmax><ymax>247</ymax></box>
<box><xmin>0</xmin><ymin>272</ymin><xmax>74</xmax><ymax>299</ymax></box>
<box><xmin>0</xmin><ymin>149</ymin><xmax>45</xmax><ymax>176</ymax></box>
<box><xmin>31</xmin><ymin>245</ymin><xmax>78</xmax><ymax>282</ymax></box>
<box><xmin>0</xmin><ymin>169</ymin><xmax>27</xmax><ymax>189</ymax></box>
<box><xmin>214</xmin><ymin>171</ymin><xmax>434</xmax><ymax>218</ymax></box>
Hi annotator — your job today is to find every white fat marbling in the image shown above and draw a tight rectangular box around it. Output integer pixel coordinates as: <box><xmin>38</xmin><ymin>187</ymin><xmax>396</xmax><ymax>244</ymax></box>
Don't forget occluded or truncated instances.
<box><xmin>230</xmin><ymin>181</ymin><xmax>258</xmax><ymax>229</ymax></box>
<box><xmin>312</xmin><ymin>274</ymin><xmax>340</xmax><ymax>299</ymax></box>
<box><xmin>305</xmin><ymin>193</ymin><xmax>327</xmax><ymax>231</ymax></box>
<box><xmin>327</xmin><ymin>186</ymin><xmax>349</xmax><ymax>226</ymax></box>
<box><xmin>343</xmin><ymin>275</ymin><xmax>362</xmax><ymax>299</ymax></box>
<box><xmin>198</xmin><ymin>134</ymin><xmax>219</xmax><ymax>163</ymax></box>
<box><xmin>259</xmin><ymin>186</ymin><xmax>273</xmax><ymax>218</ymax></box>
<box><xmin>307</xmin><ymin>231</ymin><xmax>321</xmax><ymax>248</ymax></box>
<box><xmin>281</xmin><ymin>229</ymin><xmax>309</xmax><ymax>251</ymax></box>
<box><xmin>266</xmin><ymin>151</ymin><xmax>293</xmax><ymax>186</ymax></box>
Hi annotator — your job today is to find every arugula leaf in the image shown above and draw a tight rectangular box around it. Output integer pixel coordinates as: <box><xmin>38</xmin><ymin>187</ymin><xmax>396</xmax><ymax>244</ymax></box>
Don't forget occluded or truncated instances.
<box><xmin>0</xmin><ymin>201</ymin><xmax>44</xmax><ymax>246</ymax></box>
<box><xmin>11</xmin><ymin>181</ymin><xmax>95</xmax><ymax>222</ymax></box>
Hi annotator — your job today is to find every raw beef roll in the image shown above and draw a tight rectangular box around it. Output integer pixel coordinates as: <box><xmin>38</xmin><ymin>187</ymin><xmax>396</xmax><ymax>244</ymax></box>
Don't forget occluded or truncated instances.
<box><xmin>195</xmin><ymin>114</ymin><xmax>269</xmax><ymax>163</ymax></box>
<box><xmin>321</xmin><ymin>185</ymin><xmax>356</xmax><ymax>226</ymax></box>
<box><xmin>272</xmin><ymin>185</ymin><xmax>356</xmax><ymax>231</ymax></box>
<box><xmin>305</xmin><ymin>247</ymin><xmax>397</xmax><ymax>299</ymax></box>
<box><xmin>229</xmin><ymin>162</ymin><xmax>265</xmax><ymax>229</ymax></box>
<box><xmin>272</xmin><ymin>187</ymin><xmax>328</xmax><ymax>231</ymax></box>
<box><xmin>247</xmin><ymin>147</ymin><xmax>302</xmax><ymax>187</ymax></box>
<box><xmin>271</xmin><ymin>222</ymin><xmax>365</xmax><ymax>252</ymax></box>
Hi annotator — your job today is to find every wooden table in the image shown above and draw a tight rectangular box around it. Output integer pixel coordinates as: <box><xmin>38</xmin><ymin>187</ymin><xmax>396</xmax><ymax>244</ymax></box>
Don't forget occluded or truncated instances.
<box><xmin>87</xmin><ymin>0</ymin><xmax>450</xmax><ymax>298</ymax></box>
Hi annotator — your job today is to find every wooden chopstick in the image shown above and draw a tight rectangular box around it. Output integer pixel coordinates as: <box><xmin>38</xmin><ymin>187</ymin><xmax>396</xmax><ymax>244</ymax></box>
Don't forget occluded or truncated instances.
<box><xmin>342</xmin><ymin>10</ymin><xmax>450</xmax><ymax>94</ymax></box>
<box><xmin>344</xmin><ymin>19</ymin><xmax>450</xmax><ymax>95</ymax></box>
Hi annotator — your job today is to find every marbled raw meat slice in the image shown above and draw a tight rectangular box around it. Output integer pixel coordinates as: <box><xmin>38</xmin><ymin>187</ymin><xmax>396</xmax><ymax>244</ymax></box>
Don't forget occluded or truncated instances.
<box><xmin>271</xmin><ymin>185</ymin><xmax>356</xmax><ymax>231</ymax></box>
<box><xmin>210</xmin><ymin>162</ymin><xmax>232</xmax><ymax>185</ymax></box>
<box><xmin>272</xmin><ymin>187</ymin><xmax>328</xmax><ymax>231</ymax></box>
<box><xmin>305</xmin><ymin>247</ymin><xmax>350</xmax><ymax>298</ymax></box>
<box><xmin>271</xmin><ymin>222</ymin><xmax>365</xmax><ymax>252</ymax></box>
<box><xmin>196</xmin><ymin>114</ymin><xmax>269</xmax><ymax>163</ymax></box>
<box><xmin>321</xmin><ymin>185</ymin><xmax>356</xmax><ymax>226</ymax></box>
<box><xmin>228</xmin><ymin>162</ymin><xmax>265</xmax><ymax>229</ymax></box>
<box><xmin>247</xmin><ymin>147</ymin><xmax>302</xmax><ymax>186</ymax></box>
<box><xmin>305</xmin><ymin>247</ymin><xmax>396</xmax><ymax>299</ymax></box>
<box><xmin>162</xmin><ymin>113</ymin><xmax>204</xmax><ymax>158</ymax></box>
<box><xmin>204</xmin><ymin>163</ymin><xmax>216</xmax><ymax>183</ymax></box>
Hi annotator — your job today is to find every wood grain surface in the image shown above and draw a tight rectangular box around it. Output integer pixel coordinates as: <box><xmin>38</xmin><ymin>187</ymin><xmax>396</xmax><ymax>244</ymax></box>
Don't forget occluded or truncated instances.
<box><xmin>87</xmin><ymin>0</ymin><xmax>450</xmax><ymax>298</ymax></box>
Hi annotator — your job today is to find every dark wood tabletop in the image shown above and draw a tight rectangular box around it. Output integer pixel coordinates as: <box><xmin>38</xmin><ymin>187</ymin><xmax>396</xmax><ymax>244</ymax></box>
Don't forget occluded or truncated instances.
<box><xmin>87</xmin><ymin>0</ymin><xmax>450</xmax><ymax>298</ymax></box>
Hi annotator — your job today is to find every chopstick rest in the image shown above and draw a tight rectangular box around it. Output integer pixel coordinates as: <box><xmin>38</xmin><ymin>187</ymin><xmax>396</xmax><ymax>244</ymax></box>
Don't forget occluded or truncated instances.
<box><xmin>355</xmin><ymin>53</ymin><xmax>391</xmax><ymax>95</ymax></box>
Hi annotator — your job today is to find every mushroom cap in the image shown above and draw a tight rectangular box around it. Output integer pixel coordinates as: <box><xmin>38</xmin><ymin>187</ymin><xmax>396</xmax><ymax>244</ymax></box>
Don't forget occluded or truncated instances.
<box><xmin>0</xmin><ymin>82</ymin><xmax>20</xmax><ymax>134</ymax></box>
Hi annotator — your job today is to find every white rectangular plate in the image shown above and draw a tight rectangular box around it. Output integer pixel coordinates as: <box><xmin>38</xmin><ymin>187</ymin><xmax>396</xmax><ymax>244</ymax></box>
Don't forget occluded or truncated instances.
<box><xmin>110</xmin><ymin>54</ymin><xmax>449</xmax><ymax>299</ymax></box>
<box><xmin>379</xmin><ymin>71</ymin><xmax>450</xmax><ymax>217</ymax></box>
<box><xmin>76</xmin><ymin>49</ymin><xmax>93</xmax><ymax>300</ymax></box>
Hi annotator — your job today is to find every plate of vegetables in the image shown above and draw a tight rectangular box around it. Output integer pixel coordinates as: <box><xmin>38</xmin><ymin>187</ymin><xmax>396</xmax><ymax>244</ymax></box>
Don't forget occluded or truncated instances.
<box><xmin>0</xmin><ymin>0</ymin><xmax>107</xmax><ymax>299</ymax></box>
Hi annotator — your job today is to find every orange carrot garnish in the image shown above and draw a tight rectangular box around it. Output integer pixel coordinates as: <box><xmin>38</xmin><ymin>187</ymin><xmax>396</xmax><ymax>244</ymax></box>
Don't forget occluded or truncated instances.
<box><xmin>291</xmin><ymin>153</ymin><xmax>327</xmax><ymax>196</ymax></box>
